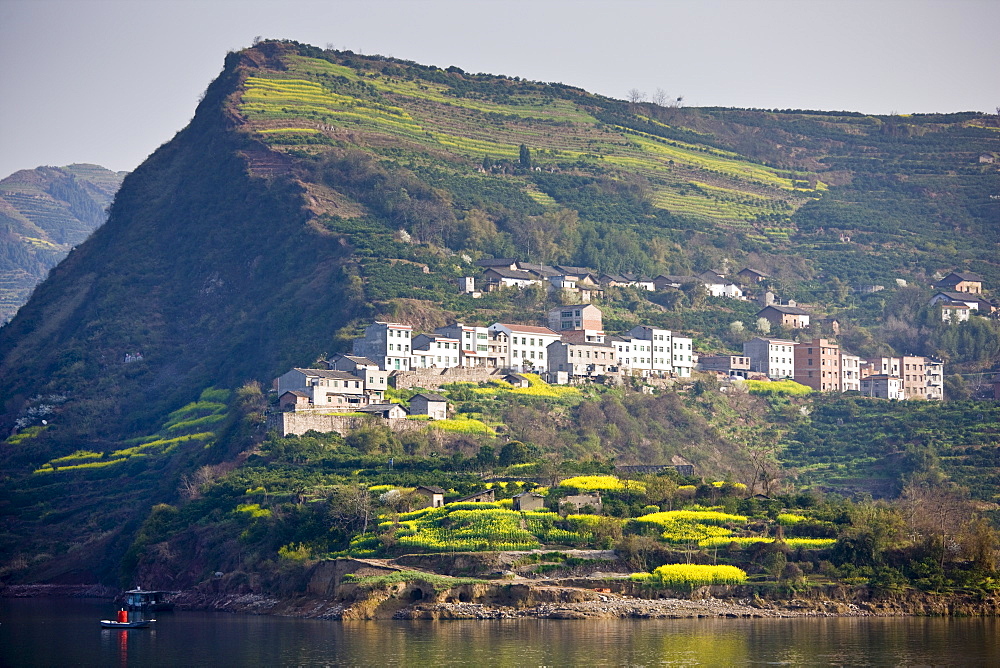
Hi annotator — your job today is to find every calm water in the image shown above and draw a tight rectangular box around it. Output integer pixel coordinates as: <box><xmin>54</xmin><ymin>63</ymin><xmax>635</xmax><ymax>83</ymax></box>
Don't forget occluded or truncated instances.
<box><xmin>2</xmin><ymin>598</ymin><xmax>999</xmax><ymax>667</ymax></box>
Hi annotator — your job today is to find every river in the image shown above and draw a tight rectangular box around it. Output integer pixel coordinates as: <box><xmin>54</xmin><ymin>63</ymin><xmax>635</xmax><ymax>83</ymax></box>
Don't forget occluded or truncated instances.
<box><xmin>2</xmin><ymin>598</ymin><xmax>998</xmax><ymax>666</ymax></box>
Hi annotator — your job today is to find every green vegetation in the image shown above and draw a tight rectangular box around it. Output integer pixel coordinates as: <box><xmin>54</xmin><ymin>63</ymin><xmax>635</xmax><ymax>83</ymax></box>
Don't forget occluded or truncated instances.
<box><xmin>0</xmin><ymin>39</ymin><xmax>998</xmax><ymax>599</ymax></box>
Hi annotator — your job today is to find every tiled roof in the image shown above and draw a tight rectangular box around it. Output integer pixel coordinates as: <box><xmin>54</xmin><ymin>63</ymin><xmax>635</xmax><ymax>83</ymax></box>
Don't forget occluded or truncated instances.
<box><xmin>759</xmin><ymin>305</ymin><xmax>810</xmax><ymax>315</ymax></box>
<box><xmin>484</xmin><ymin>267</ymin><xmax>538</xmax><ymax>280</ymax></box>
<box><xmin>496</xmin><ymin>324</ymin><xmax>561</xmax><ymax>336</ymax></box>
<box><xmin>412</xmin><ymin>392</ymin><xmax>448</xmax><ymax>402</ymax></box>
<box><xmin>292</xmin><ymin>368</ymin><xmax>361</xmax><ymax>380</ymax></box>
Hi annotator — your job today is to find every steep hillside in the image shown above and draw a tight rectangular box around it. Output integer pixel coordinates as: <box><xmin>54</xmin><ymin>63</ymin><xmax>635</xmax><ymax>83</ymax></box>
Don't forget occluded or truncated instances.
<box><xmin>1</xmin><ymin>40</ymin><xmax>999</xmax><ymax>585</ymax></box>
<box><xmin>0</xmin><ymin>164</ymin><xmax>125</xmax><ymax>323</ymax></box>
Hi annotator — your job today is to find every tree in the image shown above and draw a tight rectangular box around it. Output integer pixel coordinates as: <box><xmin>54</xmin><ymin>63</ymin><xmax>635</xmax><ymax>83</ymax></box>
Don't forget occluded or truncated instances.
<box><xmin>626</xmin><ymin>88</ymin><xmax>646</xmax><ymax>104</ymax></box>
<box><xmin>519</xmin><ymin>144</ymin><xmax>532</xmax><ymax>170</ymax></box>
<box><xmin>499</xmin><ymin>440</ymin><xmax>531</xmax><ymax>466</ymax></box>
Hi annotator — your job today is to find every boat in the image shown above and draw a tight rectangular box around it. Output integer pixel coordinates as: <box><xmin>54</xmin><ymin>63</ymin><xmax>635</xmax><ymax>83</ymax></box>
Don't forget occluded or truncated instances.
<box><xmin>100</xmin><ymin>609</ymin><xmax>154</xmax><ymax>629</ymax></box>
<box><xmin>123</xmin><ymin>587</ymin><xmax>174</xmax><ymax>611</ymax></box>
<box><xmin>100</xmin><ymin>619</ymin><xmax>153</xmax><ymax>629</ymax></box>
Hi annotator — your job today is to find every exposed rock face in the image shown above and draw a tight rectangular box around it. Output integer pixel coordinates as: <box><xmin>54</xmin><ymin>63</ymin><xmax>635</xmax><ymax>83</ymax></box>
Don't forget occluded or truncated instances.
<box><xmin>159</xmin><ymin>557</ymin><xmax>1000</xmax><ymax>620</ymax></box>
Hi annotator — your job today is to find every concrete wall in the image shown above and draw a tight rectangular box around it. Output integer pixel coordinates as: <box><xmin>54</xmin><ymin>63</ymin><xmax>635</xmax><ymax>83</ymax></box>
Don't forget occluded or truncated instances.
<box><xmin>390</xmin><ymin>367</ymin><xmax>506</xmax><ymax>389</ymax></box>
<box><xmin>268</xmin><ymin>411</ymin><xmax>429</xmax><ymax>437</ymax></box>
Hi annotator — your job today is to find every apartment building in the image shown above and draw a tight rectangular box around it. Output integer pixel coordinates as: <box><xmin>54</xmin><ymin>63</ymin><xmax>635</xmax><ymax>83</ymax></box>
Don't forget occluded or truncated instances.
<box><xmin>861</xmin><ymin>355</ymin><xmax>943</xmax><ymax>401</ymax></box>
<box><xmin>547</xmin><ymin>341</ymin><xmax>619</xmax><ymax>379</ymax></box>
<box><xmin>793</xmin><ymin>338</ymin><xmax>841</xmax><ymax>392</ymax></box>
<box><xmin>841</xmin><ymin>354</ymin><xmax>862</xmax><ymax>392</ymax></box>
<box><xmin>743</xmin><ymin>337</ymin><xmax>797</xmax><ymax>380</ymax></box>
<box><xmin>698</xmin><ymin>355</ymin><xmax>751</xmax><ymax>379</ymax></box>
<box><xmin>488</xmin><ymin>323</ymin><xmax>561</xmax><ymax>372</ymax></box>
<box><xmin>548</xmin><ymin>304</ymin><xmax>604</xmax><ymax>331</ymax></box>
<box><xmin>627</xmin><ymin>325</ymin><xmax>674</xmax><ymax>375</ymax></box>
<box><xmin>861</xmin><ymin>374</ymin><xmax>905</xmax><ymax>400</ymax></box>
<box><xmin>411</xmin><ymin>334</ymin><xmax>461</xmax><ymax>369</ymax></box>
<box><xmin>351</xmin><ymin>321</ymin><xmax>413</xmax><ymax>371</ymax></box>
<box><xmin>670</xmin><ymin>335</ymin><xmax>695</xmax><ymax>378</ymax></box>
<box><xmin>433</xmin><ymin>322</ymin><xmax>490</xmax><ymax>367</ymax></box>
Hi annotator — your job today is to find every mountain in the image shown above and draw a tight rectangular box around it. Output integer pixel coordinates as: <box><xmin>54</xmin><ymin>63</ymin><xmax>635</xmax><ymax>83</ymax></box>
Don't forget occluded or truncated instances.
<box><xmin>1</xmin><ymin>41</ymin><xmax>997</xmax><ymax>440</ymax></box>
<box><xmin>0</xmin><ymin>164</ymin><xmax>125</xmax><ymax>323</ymax></box>
<box><xmin>1</xmin><ymin>40</ymin><xmax>998</xmax><ymax>584</ymax></box>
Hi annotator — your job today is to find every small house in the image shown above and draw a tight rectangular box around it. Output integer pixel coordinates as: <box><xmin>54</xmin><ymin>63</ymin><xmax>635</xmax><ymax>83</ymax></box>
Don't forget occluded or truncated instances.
<box><xmin>409</xmin><ymin>393</ymin><xmax>449</xmax><ymax>419</ymax></box>
<box><xmin>278</xmin><ymin>390</ymin><xmax>311</xmax><ymax>411</ymax></box>
<box><xmin>737</xmin><ymin>268</ymin><xmax>768</xmax><ymax>284</ymax></box>
<box><xmin>355</xmin><ymin>403</ymin><xmax>408</xmax><ymax>419</ymax></box>
<box><xmin>561</xmin><ymin>492</ymin><xmax>603</xmax><ymax>514</ymax></box>
<box><xmin>756</xmin><ymin>305</ymin><xmax>811</xmax><ymax>329</ymax></box>
<box><xmin>455</xmin><ymin>489</ymin><xmax>496</xmax><ymax>503</ymax></box>
<box><xmin>414</xmin><ymin>485</ymin><xmax>446</xmax><ymax>508</ymax></box>
<box><xmin>513</xmin><ymin>491</ymin><xmax>546</xmax><ymax>511</ymax></box>
<box><xmin>934</xmin><ymin>271</ymin><xmax>984</xmax><ymax>295</ymax></box>
<box><xmin>502</xmin><ymin>373</ymin><xmax>530</xmax><ymax>388</ymax></box>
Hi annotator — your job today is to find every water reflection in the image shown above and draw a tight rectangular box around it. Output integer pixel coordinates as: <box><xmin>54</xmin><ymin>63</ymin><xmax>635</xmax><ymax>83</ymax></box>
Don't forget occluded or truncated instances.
<box><xmin>2</xmin><ymin>598</ymin><xmax>999</xmax><ymax>667</ymax></box>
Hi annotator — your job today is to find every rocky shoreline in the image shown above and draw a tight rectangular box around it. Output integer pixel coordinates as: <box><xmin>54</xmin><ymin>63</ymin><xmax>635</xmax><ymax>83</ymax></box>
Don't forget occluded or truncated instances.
<box><xmin>4</xmin><ymin>582</ymin><xmax>999</xmax><ymax>620</ymax></box>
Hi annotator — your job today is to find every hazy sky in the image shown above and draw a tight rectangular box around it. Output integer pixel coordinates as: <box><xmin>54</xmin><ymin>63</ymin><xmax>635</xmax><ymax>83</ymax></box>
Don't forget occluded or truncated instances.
<box><xmin>1</xmin><ymin>0</ymin><xmax>997</xmax><ymax>178</ymax></box>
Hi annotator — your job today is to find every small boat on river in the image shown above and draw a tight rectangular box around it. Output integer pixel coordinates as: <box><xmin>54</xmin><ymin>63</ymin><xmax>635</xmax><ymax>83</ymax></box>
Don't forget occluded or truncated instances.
<box><xmin>99</xmin><ymin>619</ymin><xmax>153</xmax><ymax>629</ymax></box>
<box><xmin>100</xmin><ymin>609</ymin><xmax>154</xmax><ymax>629</ymax></box>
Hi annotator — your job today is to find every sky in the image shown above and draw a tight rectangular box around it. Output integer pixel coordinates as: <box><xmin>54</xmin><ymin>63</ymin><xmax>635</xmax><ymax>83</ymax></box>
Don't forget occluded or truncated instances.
<box><xmin>1</xmin><ymin>0</ymin><xmax>997</xmax><ymax>178</ymax></box>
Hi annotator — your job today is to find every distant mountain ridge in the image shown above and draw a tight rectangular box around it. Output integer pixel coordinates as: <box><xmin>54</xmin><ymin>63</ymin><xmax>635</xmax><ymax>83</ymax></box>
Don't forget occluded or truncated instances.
<box><xmin>0</xmin><ymin>164</ymin><xmax>125</xmax><ymax>322</ymax></box>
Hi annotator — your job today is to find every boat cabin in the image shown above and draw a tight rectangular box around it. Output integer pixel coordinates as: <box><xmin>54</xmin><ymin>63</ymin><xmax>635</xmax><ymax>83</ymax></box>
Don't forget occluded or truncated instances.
<box><xmin>124</xmin><ymin>588</ymin><xmax>174</xmax><ymax>611</ymax></box>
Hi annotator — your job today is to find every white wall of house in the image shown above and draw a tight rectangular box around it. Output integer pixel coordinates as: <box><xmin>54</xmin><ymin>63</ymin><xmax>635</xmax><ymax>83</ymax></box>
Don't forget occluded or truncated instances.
<box><xmin>671</xmin><ymin>336</ymin><xmax>695</xmax><ymax>377</ymax></box>
<box><xmin>489</xmin><ymin>324</ymin><xmax>560</xmax><ymax>372</ymax></box>
<box><xmin>352</xmin><ymin>322</ymin><xmax>413</xmax><ymax>371</ymax></box>
<box><xmin>743</xmin><ymin>337</ymin><xmax>797</xmax><ymax>379</ymax></box>
<box><xmin>411</xmin><ymin>334</ymin><xmax>461</xmax><ymax>369</ymax></box>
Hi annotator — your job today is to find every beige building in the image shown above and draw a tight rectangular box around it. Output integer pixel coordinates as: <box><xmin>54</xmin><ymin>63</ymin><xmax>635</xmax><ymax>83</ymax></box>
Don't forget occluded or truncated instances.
<box><xmin>548</xmin><ymin>304</ymin><xmax>604</xmax><ymax>332</ymax></box>
<box><xmin>794</xmin><ymin>338</ymin><xmax>841</xmax><ymax>392</ymax></box>
<box><xmin>756</xmin><ymin>305</ymin><xmax>811</xmax><ymax>330</ymax></box>
<box><xmin>547</xmin><ymin>340</ymin><xmax>619</xmax><ymax>380</ymax></box>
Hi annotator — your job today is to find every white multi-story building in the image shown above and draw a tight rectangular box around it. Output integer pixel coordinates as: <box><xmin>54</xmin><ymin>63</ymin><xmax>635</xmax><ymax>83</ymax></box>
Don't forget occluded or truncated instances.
<box><xmin>411</xmin><ymin>334</ymin><xmax>461</xmax><ymax>369</ymax></box>
<box><xmin>489</xmin><ymin>323</ymin><xmax>561</xmax><ymax>372</ymax></box>
<box><xmin>926</xmin><ymin>358</ymin><xmax>944</xmax><ymax>400</ymax></box>
<box><xmin>861</xmin><ymin>374</ymin><xmax>905</xmax><ymax>400</ymax></box>
<box><xmin>670</xmin><ymin>335</ymin><xmax>695</xmax><ymax>377</ymax></box>
<box><xmin>434</xmin><ymin>322</ymin><xmax>492</xmax><ymax>367</ymax></box>
<box><xmin>743</xmin><ymin>337</ymin><xmax>797</xmax><ymax>380</ymax></box>
<box><xmin>611</xmin><ymin>336</ymin><xmax>655</xmax><ymax>375</ymax></box>
<box><xmin>841</xmin><ymin>354</ymin><xmax>861</xmax><ymax>392</ymax></box>
<box><xmin>352</xmin><ymin>321</ymin><xmax>413</xmax><ymax>372</ymax></box>
<box><xmin>626</xmin><ymin>325</ymin><xmax>674</xmax><ymax>374</ymax></box>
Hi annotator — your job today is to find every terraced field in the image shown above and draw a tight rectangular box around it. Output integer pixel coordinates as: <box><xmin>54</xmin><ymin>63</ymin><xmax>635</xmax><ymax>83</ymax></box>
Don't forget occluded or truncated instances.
<box><xmin>234</xmin><ymin>53</ymin><xmax>825</xmax><ymax>228</ymax></box>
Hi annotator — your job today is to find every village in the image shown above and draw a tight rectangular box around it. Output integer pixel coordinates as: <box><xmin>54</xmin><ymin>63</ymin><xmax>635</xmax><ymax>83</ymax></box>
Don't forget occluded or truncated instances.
<box><xmin>269</xmin><ymin>264</ymin><xmax>997</xmax><ymax>437</ymax></box>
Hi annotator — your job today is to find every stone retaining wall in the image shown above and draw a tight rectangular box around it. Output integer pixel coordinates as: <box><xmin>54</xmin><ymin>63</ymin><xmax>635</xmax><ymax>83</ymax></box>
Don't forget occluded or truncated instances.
<box><xmin>391</xmin><ymin>367</ymin><xmax>506</xmax><ymax>389</ymax></box>
<box><xmin>268</xmin><ymin>412</ymin><xmax>429</xmax><ymax>437</ymax></box>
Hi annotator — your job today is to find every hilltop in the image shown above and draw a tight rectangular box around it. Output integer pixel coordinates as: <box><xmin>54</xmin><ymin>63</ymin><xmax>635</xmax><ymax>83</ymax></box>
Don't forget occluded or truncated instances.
<box><xmin>0</xmin><ymin>164</ymin><xmax>125</xmax><ymax>323</ymax></box>
<box><xmin>0</xmin><ymin>40</ymin><xmax>998</xmax><ymax>589</ymax></box>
